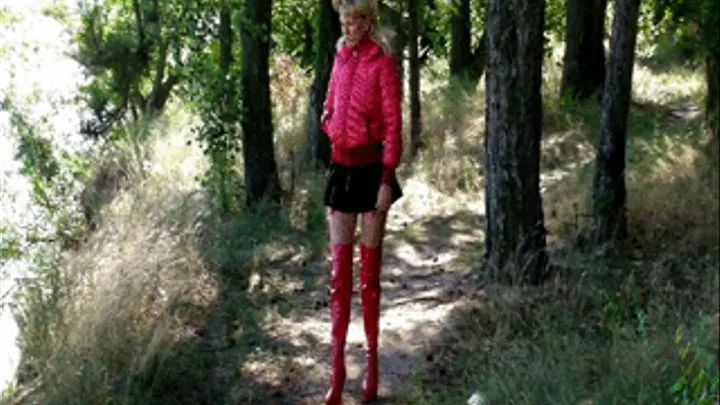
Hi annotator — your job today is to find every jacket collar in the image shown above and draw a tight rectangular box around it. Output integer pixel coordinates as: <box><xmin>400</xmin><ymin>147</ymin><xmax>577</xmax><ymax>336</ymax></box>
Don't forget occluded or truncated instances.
<box><xmin>338</xmin><ymin>34</ymin><xmax>383</xmax><ymax>61</ymax></box>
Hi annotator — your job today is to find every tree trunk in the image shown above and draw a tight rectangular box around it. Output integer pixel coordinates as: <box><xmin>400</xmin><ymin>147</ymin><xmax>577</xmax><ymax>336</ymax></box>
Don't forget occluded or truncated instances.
<box><xmin>302</xmin><ymin>17</ymin><xmax>315</xmax><ymax>68</ymax></box>
<box><xmin>450</xmin><ymin>0</ymin><xmax>472</xmax><ymax>77</ymax></box>
<box><xmin>560</xmin><ymin>0</ymin><xmax>607</xmax><ymax>99</ymax></box>
<box><xmin>484</xmin><ymin>0</ymin><xmax>548</xmax><ymax>285</ymax></box>
<box><xmin>449</xmin><ymin>0</ymin><xmax>487</xmax><ymax>87</ymax></box>
<box><xmin>305</xmin><ymin>0</ymin><xmax>341</xmax><ymax>169</ymax></box>
<box><xmin>219</xmin><ymin>5</ymin><xmax>233</xmax><ymax>76</ymax></box>
<box><xmin>408</xmin><ymin>0</ymin><xmax>422</xmax><ymax>156</ymax></box>
<box><xmin>379</xmin><ymin>2</ymin><xmax>405</xmax><ymax>81</ymax></box>
<box><xmin>592</xmin><ymin>0</ymin><xmax>640</xmax><ymax>244</ymax></box>
<box><xmin>146</xmin><ymin>38</ymin><xmax>170</xmax><ymax>118</ymax></box>
<box><xmin>467</xmin><ymin>30</ymin><xmax>488</xmax><ymax>86</ymax></box>
<box><xmin>705</xmin><ymin>50</ymin><xmax>719</xmax><ymax>168</ymax></box>
<box><xmin>131</xmin><ymin>0</ymin><xmax>149</xmax><ymax>66</ymax></box>
<box><xmin>211</xmin><ymin>2</ymin><xmax>235</xmax><ymax>213</ymax></box>
<box><xmin>241</xmin><ymin>0</ymin><xmax>282</xmax><ymax>206</ymax></box>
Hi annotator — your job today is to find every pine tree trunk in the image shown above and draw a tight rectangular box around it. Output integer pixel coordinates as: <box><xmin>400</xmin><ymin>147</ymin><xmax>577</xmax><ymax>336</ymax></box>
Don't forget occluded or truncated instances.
<box><xmin>302</xmin><ymin>17</ymin><xmax>315</xmax><ymax>68</ymax></box>
<box><xmin>408</xmin><ymin>0</ymin><xmax>422</xmax><ymax>156</ymax></box>
<box><xmin>219</xmin><ymin>5</ymin><xmax>233</xmax><ymax>77</ymax></box>
<box><xmin>449</xmin><ymin>0</ymin><xmax>487</xmax><ymax>87</ymax></box>
<box><xmin>214</xmin><ymin>2</ymin><xmax>234</xmax><ymax>212</ymax></box>
<box><xmin>484</xmin><ymin>0</ymin><xmax>548</xmax><ymax>285</ymax></box>
<box><xmin>241</xmin><ymin>0</ymin><xmax>282</xmax><ymax>206</ymax></box>
<box><xmin>305</xmin><ymin>0</ymin><xmax>341</xmax><ymax>169</ymax></box>
<box><xmin>705</xmin><ymin>51</ymin><xmax>719</xmax><ymax>168</ymax></box>
<box><xmin>450</xmin><ymin>0</ymin><xmax>472</xmax><ymax>77</ymax></box>
<box><xmin>467</xmin><ymin>30</ymin><xmax>488</xmax><ymax>86</ymax></box>
<box><xmin>561</xmin><ymin>0</ymin><xmax>607</xmax><ymax>99</ymax></box>
<box><xmin>592</xmin><ymin>0</ymin><xmax>640</xmax><ymax>244</ymax></box>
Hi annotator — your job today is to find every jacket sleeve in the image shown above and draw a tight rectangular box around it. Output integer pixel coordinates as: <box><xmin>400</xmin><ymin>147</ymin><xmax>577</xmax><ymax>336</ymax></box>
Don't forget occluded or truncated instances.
<box><xmin>321</xmin><ymin>59</ymin><xmax>337</xmax><ymax>135</ymax></box>
<box><xmin>378</xmin><ymin>54</ymin><xmax>403</xmax><ymax>185</ymax></box>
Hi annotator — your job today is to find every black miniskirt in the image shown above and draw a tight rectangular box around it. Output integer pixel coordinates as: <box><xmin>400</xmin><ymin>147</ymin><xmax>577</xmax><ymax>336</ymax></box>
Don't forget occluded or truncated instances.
<box><xmin>324</xmin><ymin>161</ymin><xmax>403</xmax><ymax>213</ymax></box>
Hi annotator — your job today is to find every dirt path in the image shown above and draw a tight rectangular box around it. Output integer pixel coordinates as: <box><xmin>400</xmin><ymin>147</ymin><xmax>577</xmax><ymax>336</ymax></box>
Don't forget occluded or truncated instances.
<box><xmin>238</xmin><ymin>194</ymin><xmax>485</xmax><ymax>404</ymax></box>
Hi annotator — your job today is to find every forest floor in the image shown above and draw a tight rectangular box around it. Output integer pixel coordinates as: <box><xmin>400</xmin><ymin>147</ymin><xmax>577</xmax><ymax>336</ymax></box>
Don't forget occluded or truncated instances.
<box><xmin>200</xmin><ymin>91</ymin><xmax>717</xmax><ymax>404</ymax></box>
<box><xmin>245</xmin><ymin>211</ymin><xmax>482</xmax><ymax>404</ymax></box>
<box><xmin>200</xmin><ymin>183</ymin><xmax>488</xmax><ymax>405</ymax></box>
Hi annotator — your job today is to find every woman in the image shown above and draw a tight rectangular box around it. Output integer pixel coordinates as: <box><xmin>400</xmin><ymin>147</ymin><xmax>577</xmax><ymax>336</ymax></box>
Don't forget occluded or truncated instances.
<box><xmin>320</xmin><ymin>0</ymin><xmax>403</xmax><ymax>403</ymax></box>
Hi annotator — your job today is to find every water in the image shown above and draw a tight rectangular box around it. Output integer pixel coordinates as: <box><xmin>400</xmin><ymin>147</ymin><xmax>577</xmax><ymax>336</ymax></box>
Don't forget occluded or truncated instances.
<box><xmin>1</xmin><ymin>0</ymin><xmax>86</xmax><ymax>391</ymax></box>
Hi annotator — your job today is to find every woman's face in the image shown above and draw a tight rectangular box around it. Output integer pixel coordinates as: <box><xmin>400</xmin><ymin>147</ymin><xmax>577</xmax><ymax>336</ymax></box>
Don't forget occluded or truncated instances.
<box><xmin>341</xmin><ymin>11</ymin><xmax>372</xmax><ymax>45</ymax></box>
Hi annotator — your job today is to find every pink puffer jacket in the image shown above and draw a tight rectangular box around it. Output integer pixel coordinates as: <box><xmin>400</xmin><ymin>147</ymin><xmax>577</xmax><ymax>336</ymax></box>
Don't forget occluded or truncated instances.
<box><xmin>322</xmin><ymin>35</ymin><xmax>403</xmax><ymax>182</ymax></box>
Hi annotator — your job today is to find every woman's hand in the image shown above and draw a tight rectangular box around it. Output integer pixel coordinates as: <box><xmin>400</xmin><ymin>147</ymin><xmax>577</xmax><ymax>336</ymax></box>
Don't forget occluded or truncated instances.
<box><xmin>375</xmin><ymin>184</ymin><xmax>392</xmax><ymax>212</ymax></box>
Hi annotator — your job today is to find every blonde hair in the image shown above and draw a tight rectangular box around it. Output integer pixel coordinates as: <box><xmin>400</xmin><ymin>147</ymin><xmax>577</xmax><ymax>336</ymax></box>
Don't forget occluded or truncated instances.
<box><xmin>332</xmin><ymin>0</ymin><xmax>397</xmax><ymax>55</ymax></box>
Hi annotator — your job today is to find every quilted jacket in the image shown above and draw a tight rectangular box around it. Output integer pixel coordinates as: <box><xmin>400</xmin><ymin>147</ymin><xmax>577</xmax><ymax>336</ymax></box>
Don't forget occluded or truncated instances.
<box><xmin>322</xmin><ymin>35</ymin><xmax>403</xmax><ymax>184</ymax></box>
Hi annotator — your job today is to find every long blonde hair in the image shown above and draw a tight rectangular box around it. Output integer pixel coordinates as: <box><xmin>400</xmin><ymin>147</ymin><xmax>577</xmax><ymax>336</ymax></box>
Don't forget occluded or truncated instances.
<box><xmin>332</xmin><ymin>0</ymin><xmax>396</xmax><ymax>55</ymax></box>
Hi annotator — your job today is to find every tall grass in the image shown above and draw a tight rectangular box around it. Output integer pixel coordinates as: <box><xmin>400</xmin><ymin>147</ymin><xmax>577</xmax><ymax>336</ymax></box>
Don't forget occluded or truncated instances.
<box><xmin>3</xmin><ymin>97</ymin><xmax>329</xmax><ymax>404</ymax></box>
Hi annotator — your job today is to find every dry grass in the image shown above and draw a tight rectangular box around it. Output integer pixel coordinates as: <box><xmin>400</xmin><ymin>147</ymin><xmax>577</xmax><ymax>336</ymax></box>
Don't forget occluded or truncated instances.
<box><xmin>5</xmin><ymin>101</ymin><xmax>329</xmax><ymax>403</ymax></box>
<box><xmin>398</xmin><ymin>49</ymin><xmax>719</xmax><ymax>405</ymax></box>
<box><xmin>11</xmin><ymin>121</ymin><xmax>218</xmax><ymax>404</ymax></box>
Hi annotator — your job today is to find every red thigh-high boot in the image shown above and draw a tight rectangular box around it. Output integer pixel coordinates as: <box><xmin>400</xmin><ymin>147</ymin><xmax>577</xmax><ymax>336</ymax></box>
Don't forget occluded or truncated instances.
<box><xmin>360</xmin><ymin>243</ymin><xmax>382</xmax><ymax>403</ymax></box>
<box><xmin>325</xmin><ymin>242</ymin><xmax>354</xmax><ymax>405</ymax></box>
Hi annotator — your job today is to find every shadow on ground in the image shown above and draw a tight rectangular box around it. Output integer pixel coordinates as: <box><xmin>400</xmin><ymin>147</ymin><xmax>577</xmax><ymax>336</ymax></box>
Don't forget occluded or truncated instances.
<box><xmin>239</xmin><ymin>209</ymin><xmax>487</xmax><ymax>404</ymax></box>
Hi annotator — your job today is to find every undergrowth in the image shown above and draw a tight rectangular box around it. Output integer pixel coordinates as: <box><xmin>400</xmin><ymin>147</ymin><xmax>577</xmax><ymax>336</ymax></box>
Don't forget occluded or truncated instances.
<box><xmin>398</xmin><ymin>56</ymin><xmax>718</xmax><ymax>405</ymax></box>
<box><xmin>2</xmin><ymin>103</ymin><xmax>329</xmax><ymax>404</ymax></box>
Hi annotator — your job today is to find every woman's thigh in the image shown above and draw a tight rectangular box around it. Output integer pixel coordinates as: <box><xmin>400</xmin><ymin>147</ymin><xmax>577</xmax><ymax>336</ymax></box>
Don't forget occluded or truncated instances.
<box><xmin>360</xmin><ymin>211</ymin><xmax>387</xmax><ymax>248</ymax></box>
<box><xmin>329</xmin><ymin>210</ymin><xmax>358</xmax><ymax>244</ymax></box>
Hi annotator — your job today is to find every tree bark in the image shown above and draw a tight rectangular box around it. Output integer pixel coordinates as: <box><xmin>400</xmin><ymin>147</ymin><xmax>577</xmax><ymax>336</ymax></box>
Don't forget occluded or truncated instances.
<box><xmin>379</xmin><ymin>2</ymin><xmax>405</xmax><ymax>81</ymax></box>
<box><xmin>305</xmin><ymin>0</ymin><xmax>341</xmax><ymax>169</ymax></box>
<box><xmin>449</xmin><ymin>0</ymin><xmax>487</xmax><ymax>87</ymax></box>
<box><xmin>450</xmin><ymin>0</ymin><xmax>472</xmax><ymax>77</ymax></box>
<box><xmin>592</xmin><ymin>0</ymin><xmax>640</xmax><ymax>244</ymax></box>
<box><xmin>408</xmin><ymin>0</ymin><xmax>423</xmax><ymax>156</ymax></box>
<box><xmin>241</xmin><ymin>0</ymin><xmax>282</xmax><ymax>206</ymax></box>
<box><xmin>484</xmin><ymin>0</ymin><xmax>548</xmax><ymax>285</ymax></box>
<box><xmin>210</xmin><ymin>1</ymin><xmax>235</xmax><ymax>213</ymax></box>
<box><xmin>467</xmin><ymin>30</ymin><xmax>487</xmax><ymax>86</ymax></box>
<box><xmin>560</xmin><ymin>0</ymin><xmax>607</xmax><ymax>99</ymax></box>
<box><xmin>302</xmin><ymin>17</ymin><xmax>315</xmax><ymax>68</ymax></box>
<box><xmin>131</xmin><ymin>0</ymin><xmax>149</xmax><ymax>66</ymax></box>
<box><xmin>146</xmin><ymin>38</ymin><xmax>170</xmax><ymax>118</ymax></box>
<box><xmin>219</xmin><ymin>4</ymin><xmax>233</xmax><ymax>76</ymax></box>
<box><xmin>705</xmin><ymin>50</ymin><xmax>719</xmax><ymax>168</ymax></box>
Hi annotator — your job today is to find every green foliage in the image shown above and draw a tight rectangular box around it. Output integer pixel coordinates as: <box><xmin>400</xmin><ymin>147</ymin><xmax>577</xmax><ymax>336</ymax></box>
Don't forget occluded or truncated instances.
<box><xmin>2</xmin><ymin>106</ymin><xmax>91</xmax><ymax>392</ymax></box>
<box><xmin>273</xmin><ymin>0</ymin><xmax>316</xmax><ymax>67</ymax></box>
<box><xmin>641</xmin><ymin>0</ymin><xmax>719</xmax><ymax>63</ymax></box>
<box><xmin>180</xmin><ymin>1</ymin><xmax>245</xmax><ymax>213</ymax></box>
<box><xmin>41</xmin><ymin>1</ymin><xmax>71</xmax><ymax>24</ymax></box>
<box><xmin>0</xmin><ymin>5</ymin><xmax>20</xmax><ymax>26</ymax></box>
<box><xmin>545</xmin><ymin>0</ymin><xmax>566</xmax><ymax>43</ymax></box>
<box><xmin>74</xmin><ymin>0</ymin><xmax>189</xmax><ymax>137</ymax></box>
<box><xmin>432</xmin><ymin>0</ymin><xmax>486</xmax><ymax>57</ymax></box>
<box><xmin>422</xmin><ymin>2</ymin><xmax>449</xmax><ymax>60</ymax></box>
<box><xmin>0</xmin><ymin>225</ymin><xmax>22</xmax><ymax>263</ymax></box>
<box><xmin>670</xmin><ymin>316</ymin><xmax>719</xmax><ymax>405</ymax></box>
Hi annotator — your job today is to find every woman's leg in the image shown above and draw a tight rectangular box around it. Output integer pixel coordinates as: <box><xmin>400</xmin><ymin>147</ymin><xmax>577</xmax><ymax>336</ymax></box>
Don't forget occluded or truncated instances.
<box><xmin>325</xmin><ymin>210</ymin><xmax>357</xmax><ymax>405</ymax></box>
<box><xmin>359</xmin><ymin>211</ymin><xmax>387</xmax><ymax>402</ymax></box>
